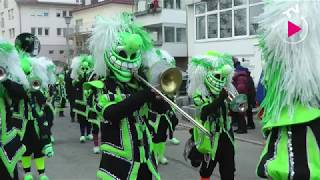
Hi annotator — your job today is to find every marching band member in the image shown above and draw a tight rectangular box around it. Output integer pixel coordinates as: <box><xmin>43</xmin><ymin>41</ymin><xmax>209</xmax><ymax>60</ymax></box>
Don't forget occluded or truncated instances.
<box><xmin>142</xmin><ymin>48</ymin><xmax>180</xmax><ymax>165</ymax></box>
<box><xmin>14</xmin><ymin>33</ymin><xmax>54</xmax><ymax>180</ymax></box>
<box><xmin>70</xmin><ymin>55</ymin><xmax>94</xmax><ymax>143</ymax></box>
<box><xmin>53</xmin><ymin>73</ymin><xmax>67</xmax><ymax>117</ymax></box>
<box><xmin>256</xmin><ymin>0</ymin><xmax>320</xmax><ymax>179</ymax></box>
<box><xmin>186</xmin><ymin>51</ymin><xmax>236</xmax><ymax>180</ymax></box>
<box><xmin>0</xmin><ymin>40</ymin><xmax>29</xmax><ymax>180</ymax></box>
<box><xmin>89</xmin><ymin>13</ymin><xmax>162</xmax><ymax>179</ymax></box>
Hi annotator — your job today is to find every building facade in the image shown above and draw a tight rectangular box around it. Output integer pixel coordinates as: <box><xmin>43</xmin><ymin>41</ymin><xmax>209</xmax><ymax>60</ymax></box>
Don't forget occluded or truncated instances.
<box><xmin>69</xmin><ymin>0</ymin><xmax>133</xmax><ymax>55</ymax></box>
<box><xmin>134</xmin><ymin>0</ymin><xmax>188</xmax><ymax>70</ymax></box>
<box><xmin>0</xmin><ymin>0</ymin><xmax>80</xmax><ymax>64</ymax></box>
<box><xmin>186</xmin><ymin>0</ymin><xmax>264</xmax><ymax>84</ymax></box>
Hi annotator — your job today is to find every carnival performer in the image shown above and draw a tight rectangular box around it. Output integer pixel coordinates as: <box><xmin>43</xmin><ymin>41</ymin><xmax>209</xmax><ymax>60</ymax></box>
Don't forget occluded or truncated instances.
<box><xmin>70</xmin><ymin>55</ymin><xmax>94</xmax><ymax>143</ymax></box>
<box><xmin>256</xmin><ymin>1</ymin><xmax>320</xmax><ymax>179</ymax></box>
<box><xmin>42</xmin><ymin>58</ymin><xmax>57</xmax><ymax>143</ymax></box>
<box><xmin>142</xmin><ymin>48</ymin><xmax>180</xmax><ymax>165</ymax></box>
<box><xmin>85</xmin><ymin>73</ymin><xmax>104</xmax><ymax>154</ymax></box>
<box><xmin>88</xmin><ymin>13</ymin><xmax>162</xmax><ymax>179</ymax></box>
<box><xmin>186</xmin><ymin>51</ymin><xmax>235</xmax><ymax>180</ymax></box>
<box><xmin>54</xmin><ymin>73</ymin><xmax>67</xmax><ymax>117</ymax></box>
<box><xmin>65</xmin><ymin>67</ymin><xmax>76</xmax><ymax>122</ymax></box>
<box><xmin>0</xmin><ymin>40</ymin><xmax>29</xmax><ymax>180</ymax></box>
<box><xmin>13</xmin><ymin>33</ymin><xmax>54</xmax><ymax>180</ymax></box>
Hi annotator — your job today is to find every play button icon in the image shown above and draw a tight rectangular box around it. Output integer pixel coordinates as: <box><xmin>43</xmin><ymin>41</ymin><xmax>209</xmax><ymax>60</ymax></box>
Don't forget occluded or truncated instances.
<box><xmin>288</xmin><ymin>21</ymin><xmax>302</xmax><ymax>37</ymax></box>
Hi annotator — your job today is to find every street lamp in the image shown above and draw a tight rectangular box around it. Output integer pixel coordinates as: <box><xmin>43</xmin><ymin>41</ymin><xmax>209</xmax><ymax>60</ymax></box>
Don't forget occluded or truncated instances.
<box><xmin>64</xmin><ymin>16</ymin><xmax>72</xmax><ymax>65</ymax></box>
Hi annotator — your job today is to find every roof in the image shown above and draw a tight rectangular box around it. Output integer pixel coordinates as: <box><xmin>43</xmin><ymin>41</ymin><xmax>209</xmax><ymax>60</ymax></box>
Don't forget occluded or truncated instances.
<box><xmin>15</xmin><ymin>0</ymin><xmax>79</xmax><ymax>6</ymax></box>
<box><xmin>72</xmin><ymin>0</ymin><xmax>133</xmax><ymax>12</ymax></box>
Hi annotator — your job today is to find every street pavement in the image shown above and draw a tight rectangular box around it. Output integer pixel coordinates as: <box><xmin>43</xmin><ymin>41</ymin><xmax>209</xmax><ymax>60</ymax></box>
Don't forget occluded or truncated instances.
<box><xmin>19</xmin><ymin>108</ymin><xmax>265</xmax><ymax>180</ymax></box>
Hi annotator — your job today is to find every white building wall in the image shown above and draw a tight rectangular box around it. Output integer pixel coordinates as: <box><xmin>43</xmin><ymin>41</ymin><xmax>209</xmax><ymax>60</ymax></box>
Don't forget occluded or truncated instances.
<box><xmin>186</xmin><ymin>3</ymin><xmax>263</xmax><ymax>85</ymax></box>
<box><xmin>71</xmin><ymin>3</ymin><xmax>133</xmax><ymax>30</ymax></box>
<box><xmin>0</xmin><ymin>0</ymin><xmax>20</xmax><ymax>41</ymax></box>
<box><xmin>19</xmin><ymin>4</ymin><xmax>76</xmax><ymax>62</ymax></box>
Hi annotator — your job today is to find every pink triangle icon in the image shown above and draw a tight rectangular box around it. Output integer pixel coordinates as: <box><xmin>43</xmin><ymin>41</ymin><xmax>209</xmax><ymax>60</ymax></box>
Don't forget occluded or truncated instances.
<box><xmin>288</xmin><ymin>21</ymin><xmax>302</xmax><ymax>37</ymax></box>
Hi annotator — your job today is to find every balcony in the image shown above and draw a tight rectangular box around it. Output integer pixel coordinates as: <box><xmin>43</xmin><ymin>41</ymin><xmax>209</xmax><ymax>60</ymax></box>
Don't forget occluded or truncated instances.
<box><xmin>134</xmin><ymin>0</ymin><xmax>186</xmax><ymax>26</ymax></box>
<box><xmin>72</xmin><ymin>22</ymin><xmax>94</xmax><ymax>35</ymax></box>
<box><xmin>144</xmin><ymin>24</ymin><xmax>187</xmax><ymax>57</ymax></box>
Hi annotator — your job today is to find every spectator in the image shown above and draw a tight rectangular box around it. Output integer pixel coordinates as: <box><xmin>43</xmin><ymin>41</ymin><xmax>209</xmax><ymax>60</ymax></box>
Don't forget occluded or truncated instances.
<box><xmin>232</xmin><ymin>58</ymin><xmax>256</xmax><ymax>134</ymax></box>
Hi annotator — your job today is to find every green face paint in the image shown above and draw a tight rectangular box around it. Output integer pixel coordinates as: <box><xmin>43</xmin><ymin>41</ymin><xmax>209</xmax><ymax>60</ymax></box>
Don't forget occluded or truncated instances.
<box><xmin>104</xmin><ymin>32</ymin><xmax>143</xmax><ymax>82</ymax></box>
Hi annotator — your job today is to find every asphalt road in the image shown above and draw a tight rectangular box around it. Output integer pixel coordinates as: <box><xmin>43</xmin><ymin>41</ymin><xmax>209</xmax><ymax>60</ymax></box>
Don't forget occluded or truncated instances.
<box><xmin>19</xmin><ymin>108</ymin><xmax>265</xmax><ymax>180</ymax></box>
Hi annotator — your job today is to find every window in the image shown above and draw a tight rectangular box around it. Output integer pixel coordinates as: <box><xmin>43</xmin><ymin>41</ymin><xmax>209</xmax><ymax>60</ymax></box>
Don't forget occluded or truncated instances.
<box><xmin>164</xmin><ymin>27</ymin><xmax>175</xmax><ymax>42</ymax></box>
<box><xmin>207</xmin><ymin>14</ymin><xmax>218</xmax><ymax>38</ymax></box>
<box><xmin>62</xmin><ymin>10</ymin><xmax>67</xmax><ymax>17</ymax></box>
<box><xmin>44</xmin><ymin>12</ymin><xmax>49</xmax><ymax>16</ymax></box>
<box><xmin>69</xmin><ymin>11</ymin><xmax>72</xmax><ymax>17</ymax></box>
<box><xmin>207</xmin><ymin>0</ymin><xmax>218</xmax><ymax>11</ymax></box>
<box><xmin>31</xmin><ymin>27</ymin><xmax>36</xmax><ymax>35</ymax></box>
<box><xmin>194</xmin><ymin>0</ymin><xmax>264</xmax><ymax>40</ymax></box>
<box><xmin>8</xmin><ymin>9</ymin><xmax>13</xmax><ymax>20</ymax></box>
<box><xmin>49</xmin><ymin>50</ymin><xmax>54</xmax><ymax>54</ymax></box>
<box><xmin>176</xmin><ymin>28</ymin><xmax>186</xmax><ymax>42</ymax></box>
<box><xmin>220</xmin><ymin>0</ymin><xmax>232</xmax><ymax>10</ymax></box>
<box><xmin>164</xmin><ymin>0</ymin><xmax>174</xmax><ymax>9</ymax></box>
<box><xmin>234</xmin><ymin>0</ymin><xmax>247</xmax><ymax>6</ymax></box>
<box><xmin>9</xmin><ymin>28</ymin><xmax>15</xmax><ymax>38</ymax></box>
<box><xmin>249</xmin><ymin>4</ymin><xmax>264</xmax><ymax>35</ymax></box>
<box><xmin>57</xmin><ymin>28</ymin><xmax>62</xmax><ymax>36</ymax></box>
<box><xmin>220</xmin><ymin>10</ymin><xmax>232</xmax><ymax>38</ymax></box>
<box><xmin>196</xmin><ymin>16</ymin><xmax>205</xmax><ymax>40</ymax></box>
<box><xmin>234</xmin><ymin>8</ymin><xmax>247</xmax><ymax>36</ymax></box>
<box><xmin>75</xmin><ymin>19</ymin><xmax>83</xmax><ymax>26</ymax></box>
<box><xmin>38</xmin><ymin>28</ymin><xmax>43</xmax><ymax>36</ymax></box>
<box><xmin>45</xmin><ymin>28</ymin><xmax>49</xmax><ymax>36</ymax></box>
<box><xmin>59</xmin><ymin>50</ymin><xmax>64</xmax><ymax>54</ymax></box>
<box><xmin>176</xmin><ymin>0</ymin><xmax>181</xmax><ymax>9</ymax></box>
<box><xmin>0</xmin><ymin>12</ymin><xmax>4</xmax><ymax>28</ymax></box>
<box><xmin>2</xmin><ymin>31</ymin><xmax>5</xmax><ymax>37</ymax></box>
<box><xmin>195</xmin><ymin>3</ymin><xmax>205</xmax><ymax>14</ymax></box>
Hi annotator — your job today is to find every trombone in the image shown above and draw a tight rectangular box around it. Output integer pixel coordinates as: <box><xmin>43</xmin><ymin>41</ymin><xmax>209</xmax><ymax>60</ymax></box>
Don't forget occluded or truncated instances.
<box><xmin>133</xmin><ymin>61</ymin><xmax>213</xmax><ymax>138</ymax></box>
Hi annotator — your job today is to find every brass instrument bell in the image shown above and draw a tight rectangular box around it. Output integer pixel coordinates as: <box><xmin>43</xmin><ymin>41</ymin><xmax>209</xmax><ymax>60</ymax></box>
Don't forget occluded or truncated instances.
<box><xmin>29</xmin><ymin>76</ymin><xmax>41</xmax><ymax>91</ymax></box>
<box><xmin>147</xmin><ymin>61</ymin><xmax>182</xmax><ymax>95</ymax></box>
<box><xmin>224</xmin><ymin>84</ymin><xmax>248</xmax><ymax>112</ymax></box>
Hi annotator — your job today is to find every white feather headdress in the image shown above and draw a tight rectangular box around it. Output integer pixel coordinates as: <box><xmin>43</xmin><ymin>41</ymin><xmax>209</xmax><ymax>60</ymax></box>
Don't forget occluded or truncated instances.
<box><xmin>30</xmin><ymin>57</ymin><xmax>51</xmax><ymax>89</ymax></box>
<box><xmin>187</xmin><ymin>53</ymin><xmax>234</xmax><ymax>97</ymax></box>
<box><xmin>0</xmin><ymin>40</ymin><xmax>29</xmax><ymax>88</ymax></box>
<box><xmin>89</xmin><ymin>13</ymin><xmax>153</xmax><ymax>78</ymax></box>
<box><xmin>70</xmin><ymin>56</ymin><xmax>82</xmax><ymax>81</ymax></box>
<box><xmin>258</xmin><ymin>0</ymin><xmax>320</xmax><ymax>122</ymax></box>
<box><xmin>40</xmin><ymin>57</ymin><xmax>56</xmax><ymax>85</ymax></box>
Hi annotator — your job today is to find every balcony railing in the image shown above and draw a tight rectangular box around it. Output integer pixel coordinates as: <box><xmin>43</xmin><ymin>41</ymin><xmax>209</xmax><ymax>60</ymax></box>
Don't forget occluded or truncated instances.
<box><xmin>73</xmin><ymin>22</ymin><xmax>95</xmax><ymax>34</ymax></box>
